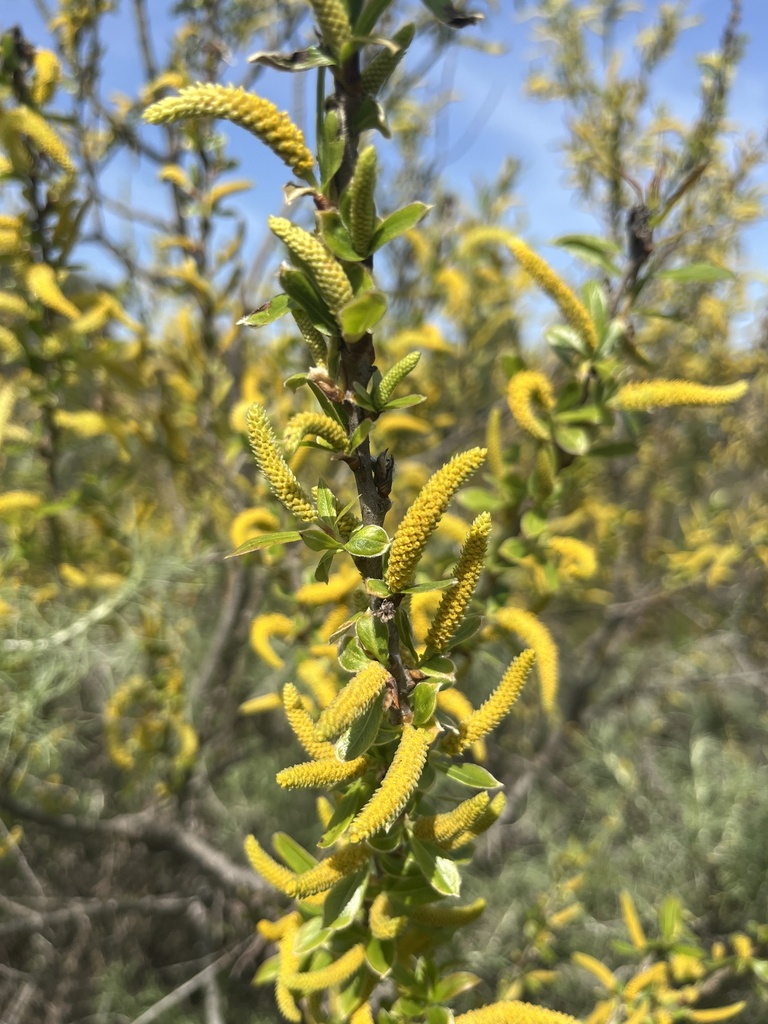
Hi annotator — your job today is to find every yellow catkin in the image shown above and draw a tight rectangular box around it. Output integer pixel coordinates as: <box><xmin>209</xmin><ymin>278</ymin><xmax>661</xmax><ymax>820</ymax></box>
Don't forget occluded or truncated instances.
<box><xmin>437</xmin><ymin>688</ymin><xmax>487</xmax><ymax>761</ymax></box>
<box><xmin>292</xmin><ymin>309</ymin><xmax>328</xmax><ymax>367</ymax></box>
<box><xmin>270</xmin><ymin>216</ymin><xmax>353</xmax><ymax>313</ymax></box>
<box><xmin>276</xmin><ymin>755</ymin><xmax>371</xmax><ymax>789</ymax></box>
<box><xmin>386</xmin><ymin>448</ymin><xmax>487</xmax><ymax>592</ymax></box>
<box><xmin>623</xmin><ymin>962</ymin><xmax>666</xmax><ymax>1000</ymax></box>
<box><xmin>239</xmin><ymin>692</ymin><xmax>283</xmax><ymax>715</ymax></box>
<box><xmin>277</xmin><ymin>916</ymin><xmax>302</xmax><ymax>1022</ymax></box>
<box><xmin>286</xmin><ymin>846</ymin><xmax>370</xmax><ymax>899</ymax></box>
<box><xmin>318</xmin><ymin>604</ymin><xmax>352</xmax><ymax>642</ymax></box>
<box><xmin>144</xmin><ymin>83</ymin><xmax>314</xmax><ymax>178</ymax></box>
<box><xmin>25</xmin><ymin>263</ymin><xmax>79</xmax><ymax>320</ymax></box>
<box><xmin>548</xmin><ymin>536</ymin><xmax>597</xmax><ymax>580</ymax></box>
<box><xmin>349</xmin><ymin>724</ymin><xmax>431</xmax><ymax>842</ymax></box>
<box><xmin>613</xmin><ymin>379</ymin><xmax>748</xmax><ymax>410</ymax></box>
<box><xmin>486</xmin><ymin>405</ymin><xmax>505</xmax><ymax>478</ymax></box>
<box><xmin>244</xmin><ymin>835</ymin><xmax>297</xmax><ymax>894</ymax></box>
<box><xmin>246</xmin><ymin>403</ymin><xmax>316</xmax><ymax>521</ymax></box>
<box><xmin>315</xmin><ymin>662</ymin><xmax>391</xmax><ymax>741</ymax></box>
<box><xmin>32</xmin><ymin>49</ymin><xmax>61</xmax><ymax>105</ymax></box>
<box><xmin>316</xmin><ymin>796</ymin><xmax>334</xmax><ymax>828</ymax></box>
<box><xmin>442</xmin><ymin>789</ymin><xmax>505</xmax><ymax>850</ymax></box>
<box><xmin>283</xmin><ymin>683</ymin><xmax>335</xmax><ymax>759</ymax></box>
<box><xmin>462</xmin><ymin>228</ymin><xmax>598</xmax><ymax>351</ymax></box>
<box><xmin>445</xmin><ymin>650</ymin><xmax>536</xmax><ymax>755</ymax></box>
<box><xmin>688</xmin><ymin>1004</ymin><xmax>747</xmax><ymax>1023</ymax></box>
<box><xmin>619</xmin><ymin>890</ymin><xmax>647</xmax><ymax>950</ymax></box>
<box><xmin>369</xmin><ymin>893</ymin><xmax>408</xmax><ymax>939</ymax></box>
<box><xmin>4</xmin><ymin>107</ymin><xmax>73</xmax><ymax>173</ymax></box>
<box><xmin>413</xmin><ymin>792</ymin><xmax>491</xmax><ymax>845</ymax></box>
<box><xmin>0</xmin><ymin>492</ymin><xmax>43</xmax><ymax>515</ymax></box>
<box><xmin>454</xmin><ymin>1001</ymin><xmax>579</xmax><ymax>1024</ymax></box>
<box><xmin>297</xmin><ymin>660</ymin><xmax>339</xmax><ymax>709</ymax></box>
<box><xmin>284</xmin><ymin>943</ymin><xmax>366</xmax><ymax>993</ymax></box>
<box><xmin>258</xmin><ymin>911</ymin><xmax>302</xmax><ymax>943</ymax></box>
<box><xmin>572</xmin><ymin>952</ymin><xmax>616</xmax><ymax>991</ymax></box>
<box><xmin>495</xmin><ymin>607</ymin><xmax>559</xmax><ymax>715</ymax></box>
<box><xmin>351</xmin><ymin>1003</ymin><xmax>375</xmax><ymax>1024</ymax></box>
<box><xmin>507</xmin><ymin>371</ymin><xmax>555</xmax><ymax>441</ymax></box>
<box><xmin>412</xmin><ymin>898</ymin><xmax>486</xmax><ymax>929</ymax></box>
<box><xmin>0</xmin><ymin>292</ymin><xmax>30</xmax><ymax>317</ymax></box>
<box><xmin>426</xmin><ymin>512</ymin><xmax>492</xmax><ymax>651</ymax></box>
<box><xmin>283</xmin><ymin>411</ymin><xmax>348</xmax><ymax>456</ymax></box>
<box><xmin>250</xmin><ymin>612</ymin><xmax>294</xmax><ymax>668</ymax></box>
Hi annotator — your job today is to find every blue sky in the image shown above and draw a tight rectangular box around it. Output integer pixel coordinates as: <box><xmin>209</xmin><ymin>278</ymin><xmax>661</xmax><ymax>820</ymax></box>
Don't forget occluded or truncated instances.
<box><xmin>15</xmin><ymin>1</ymin><xmax>768</xmax><ymax>336</ymax></box>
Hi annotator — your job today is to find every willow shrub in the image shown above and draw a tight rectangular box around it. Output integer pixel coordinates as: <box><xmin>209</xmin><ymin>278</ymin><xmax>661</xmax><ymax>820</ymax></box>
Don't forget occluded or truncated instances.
<box><xmin>143</xmin><ymin>2</ymin><xmax>752</xmax><ymax>1023</ymax></box>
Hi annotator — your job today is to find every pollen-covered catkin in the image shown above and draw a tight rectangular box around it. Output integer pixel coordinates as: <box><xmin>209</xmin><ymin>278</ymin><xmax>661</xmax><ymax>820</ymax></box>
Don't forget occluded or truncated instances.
<box><xmin>25</xmin><ymin>264</ymin><xmax>79</xmax><ymax>320</ymax></box>
<box><xmin>250</xmin><ymin>613</ymin><xmax>293</xmax><ymax>668</ymax></box>
<box><xmin>284</xmin><ymin>943</ymin><xmax>366</xmax><ymax>993</ymax></box>
<box><xmin>315</xmin><ymin>662</ymin><xmax>391</xmax><ymax>741</ymax></box>
<box><xmin>369</xmin><ymin>892</ymin><xmax>408</xmax><ymax>939</ymax></box>
<box><xmin>276</xmin><ymin>755</ymin><xmax>372</xmax><ymax>789</ymax></box>
<box><xmin>413</xmin><ymin>792</ymin><xmax>491</xmax><ymax>844</ymax></box>
<box><xmin>349</xmin><ymin>724</ymin><xmax>431</xmax><ymax>842</ymax></box>
<box><xmin>412</xmin><ymin>898</ymin><xmax>486</xmax><ymax>929</ymax></box>
<box><xmin>445</xmin><ymin>649</ymin><xmax>536</xmax><ymax>754</ymax></box>
<box><xmin>3</xmin><ymin>108</ymin><xmax>73</xmax><ymax>173</ymax></box>
<box><xmin>349</xmin><ymin>146</ymin><xmax>378</xmax><ymax>255</ymax></box>
<box><xmin>246</xmin><ymin>403</ymin><xmax>316</xmax><ymax>521</ymax></box>
<box><xmin>612</xmin><ymin>378</ymin><xmax>748</xmax><ymax>410</ymax></box>
<box><xmin>283</xmin><ymin>411</ymin><xmax>348</xmax><ymax>457</ymax></box>
<box><xmin>286</xmin><ymin>846</ymin><xmax>370</xmax><ymax>898</ymax></box>
<box><xmin>386</xmin><ymin>448</ymin><xmax>487</xmax><ymax>592</ymax></box>
<box><xmin>282</xmin><ymin>683</ymin><xmax>334</xmax><ymax>760</ymax></box>
<box><xmin>507</xmin><ymin>371</ymin><xmax>555</xmax><ymax>441</ymax></box>
<box><xmin>270</xmin><ymin>217</ymin><xmax>353</xmax><ymax>313</ymax></box>
<box><xmin>454</xmin><ymin>1001</ymin><xmax>579</xmax><ymax>1024</ymax></box>
<box><xmin>144</xmin><ymin>84</ymin><xmax>314</xmax><ymax>178</ymax></box>
<box><xmin>425</xmin><ymin>512</ymin><xmax>492</xmax><ymax>651</ymax></box>
<box><xmin>495</xmin><ymin>607</ymin><xmax>559</xmax><ymax>715</ymax></box>
<box><xmin>244</xmin><ymin>835</ymin><xmax>297</xmax><ymax>894</ymax></box>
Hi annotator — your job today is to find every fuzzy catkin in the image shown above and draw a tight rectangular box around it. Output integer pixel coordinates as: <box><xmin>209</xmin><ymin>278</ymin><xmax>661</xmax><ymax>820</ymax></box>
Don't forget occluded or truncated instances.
<box><xmin>282</xmin><ymin>411</ymin><xmax>348</xmax><ymax>457</ymax></box>
<box><xmin>250</xmin><ymin>613</ymin><xmax>293</xmax><ymax>668</ymax></box>
<box><xmin>507</xmin><ymin>371</ymin><xmax>555</xmax><ymax>441</ymax></box>
<box><xmin>386</xmin><ymin>448</ymin><xmax>487</xmax><ymax>592</ymax></box>
<box><xmin>284</xmin><ymin>943</ymin><xmax>366</xmax><ymax>993</ymax></box>
<box><xmin>282</xmin><ymin>683</ymin><xmax>335</xmax><ymax>760</ymax></box>
<box><xmin>445</xmin><ymin>650</ymin><xmax>536</xmax><ymax>754</ymax></box>
<box><xmin>349</xmin><ymin>146</ymin><xmax>378</xmax><ymax>255</ymax></box>
<box><xmin>425</xmin><ymin>512</ymin><xmax>491</xmax><ymax>651</ymax></box>
<box><xmin>292</xmin><ymin>309</ymin><xmax>328</xmax><ymax>367</ymax></box>
<box><xmin>495</xmin><ymin>607</ymin><xmax>559</xmax><ymax>715</ymax></box>
<box><xmin>25</xmin><ymin>263</ymin><xmax>79</xmax><ymax>320</ymax></box>
<box><xmin>375</xmin><ymin>351</ymin><xmax>421</xmax><ymax>407</ymax></box>
<box><xmin>613</xmin><ymin>378</ymin><xmax>748</xmax><ymax>410</ymax></box>
<box><xmin>244</xmin><ymin>835</ymin><xmax>296</xmax><ymax>895</ymax></box>
<box><xmin>360</xmin><ymin>24</ymin><xmax>415</xmax><ymax>94</ymax></box>
<box><xmin>144</xmin><ymin>83</ymin><xmax>314</xmax><ymax>178</ymax></box>
<box><xmin>286</xmin><ymin>846</ymin><xmax>370</xmax><ymax>899</ymax></box>
<box><xmin>270</xmin><ymin>217</ymin><xmax>353</xmax><ymax>313</ymax></box>
<box><xmin>349</xmin><ymin>724</ymin><xmax>431</xmax><ymax>842</ymax></box>
<box><xmin>315</xmin><ymin>662</ymin><xmax>391</xmax><ymax>741</ymax></box>
<box><xmin>307</xmin><ymin>0</ymin><xmax>352</xmax><ymax>58</ymax></box>
<box><xmin>246</xmin><ymin>403</ymin><xmax>316</xmax><ymax>521</ymax></box>
<box><xmin>454</xmin><ymin>1001</ymin><xmax>579</xmax><ymax>1024</ymax></box>
<box><xmin>412</xmin><ymin>898</ymin><xmax>486</xmax><ymax>929</ymax></box>
<box><xmin>276</xmin><ymin>754</ymin><xmax>371</xmax><ymax>789</ymax></box>
<box><xmin>4</xmin><ymin>107</ymin><xmax>73</xmax><ymax>172</ymax></box>
<box><xmin>413</xmin><ymin>792</ymin><xmax>491</xmax><ymax>844</ymax></box>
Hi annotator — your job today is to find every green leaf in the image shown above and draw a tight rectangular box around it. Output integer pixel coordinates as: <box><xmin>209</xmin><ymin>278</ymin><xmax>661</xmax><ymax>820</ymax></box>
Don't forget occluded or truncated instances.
<box><xmin>418</xmin><ymin>0</ymin><xmax>483</xmax><ymax>27</ymax></box>
<box><xmin>412</xmin><ymin>682</ymin><xmax>439</xmax><ymax>727</ymax></box>
<box><xmin>352</xmin><ymin>381</ymin><xmax>378</xmax><ymax>411</ymax></box>
<box><xmin>553</xmin><ymin>423</ymin><xmax>591</xmax><ymax>456</ymax></box>
<box><xmin>553</xmin><ymin>234</ymin><xmax>621</xmax><ymax>277</ymax></box>
<box><xmin>411</xmin><ymin>837</ymin><xmax>462</xmax><ymax>896</ymax></box>
<box><xmin>320</xmin><ymin>108</ymin><xmax>345</xmax><ymax>187</ymax></box>
<box><xmin>457</xmin><ymin>488</ymin><xmax>506</xmax><ymax>514</ymax></box>
<box><xmin>272</xmin><ymin>832</ymin><xmax>318</xmax><ymax>873</ymax></box>
<box><xmin>426</xmin><ymin>1007</ymin><xmax>454</xmax><ymax>1024</ymax></box>
<box><xmin>322</xmin><ymin>867</ymin><xmax>369</xmax><ymax>931</ymax></box>
<box><xmin>306</xmin><ymin>380</ymin><xmax>346</xmax><ymax>426</ymax></box>
<box><xmin>281</xmin><ymin>268</ymin><xmax>337</xmax><ymax>333</ymax></box>
<box><xmin>353</xmin><ymin>96</ymin><xmax>391</xmax><ymax>137</ymax></box>
<box><xmin>441</xmin><ymin>616</ymin><xmax>480</xmax><ymax>650</ymax></box>
<box><xmin>248</xmin><ymin>45</ymin><xmax>335</xmax><ymax>72</ymax></box>
<box><xmin>371</xmin><ymin>202</ymin><xmax>432</xmax><ymax>251</ymax></box>
<box><xmin>356</xmin><ymin>614</ymin><xmax>390</xmax><ymax>661</ymax></box>
<box><xmin>546</xmin><ymin>324</ymin><xmax>591</xmax><ymax>359</ymax></box>
<box><xmin>339</xmin><ymin>638</ymin><xmax>372</xmax><ymax>674</ymax></box>
<box><xmin>314</xmin><ymin>550</ymin><xmax>335</xmax><ymax>583</ymax></box>
<box><xmin>315</xmin><ymin>479</ymin><xmax>337</xmax><ymax>521</ymax></box>
<box><xmin>345</xmin><ymin>524</ymin><xmax>391</xmax><ymax>557</ymax></box>
<box><xmin>520</xmin><ymin>510</ymin><xmax>548</xmax><ymax>538</ymax></box>
<box><xmin>226</xmin><ymin>531</ymin><xmax>302</xmax><ymax>557</ymax></box>
<box><xmin>403</xmin><ymin>579</ymin><xmax>456</xmax><ymax>595</ymax></box>
<box><xmin>238</xmin><ymin>293</ymin><xmax>291</xmax><ymax>328</ymax></box>
<box><xmin>382</xmin><ymin>394</ymin><xmax>427</xmax><ymax>410</ymax></box>
<box><xmin>348</xmin><ymin>417</ymin><xmax>373</xmax><ymax>452</ymax></box>
<box><xmin>554</xmin><ymin>404</ymin><xmax>606</xmax><ymax>426</ymax></box>
<box><xmin>340</xmin><ymin>290</ymin><xmax>388</xmax><ymax>342</ymax></box>
<box><xmin>318</xmin><ymin>210</ymin><xmax>365</xmax><ymax>262</ymax></box>
<box><xmin>253</xmin><ymin>955</ymin><xmax>280</xmax><ymax>985</ymax></box>
<box><xmin>366</xmin><ymin>937</ymin><xmax>396</xmax><ymax>977</ymax></box>
<box><xmin>336</xmin><ymin>700</ymin><xmax>383</xmax><ymax>761</ymax></box>
<box><xmin>587</xmin><ymin>441</ymin><xmax>637</xmax><ymax>458</ymax></box>
<box><xmin>318</xmin><ymin>782</ymin><xmax>372</xmax><ymax>847</ymax></box>
<box><xmin>497</xmin><ymin>537</ymin><xmax>527</xmax><ymax>562</ymax></box>
<box><xmin>294</xmin><ymin>917</ymin><xmax>334</xmax><ymax>954</ymax></box>
<box><xmin>302</xmin><ymin>528</ymin><xmax>343</xmax><ymax>552</ymax></box>
<box><xmin>442</xmin><ymin>763</ymin><xmax>502</xmax><ymax>789</ymax></box>
<box><xmin>418</xmin><ymin>656</ymin><xmax>455</xmax><ymax>683</ymax></box>
<box><xmin>582</xmin><ymin>280</ymin><xmax>607</xmax><ymax>340</ymax></box>
<box><xmin>656</xmin><ymin>263</ymin><xmax>735</xmax><ymax>282</ymax></box>
<box><xmin>365</xmin><ymin>578</ymin><xmax>391</xmax><ymax>598</ymax></box>
<box><xmin>433</xmin><ymin>973</ymin><xmax>481</xmax><ymax>1002</ymax></box>
<box><xmin>284</xmin><ymin>371</ymin><xmax>309</xmax><ymax>391</ymax></box>
<box><xmin>658</xmin><ymin>895</ymin><xmax>683</xmax><ymax>942</ymax></box>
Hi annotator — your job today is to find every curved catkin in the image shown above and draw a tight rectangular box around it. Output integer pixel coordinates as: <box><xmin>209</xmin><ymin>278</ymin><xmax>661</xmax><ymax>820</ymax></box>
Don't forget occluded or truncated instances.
<box><xmin>246</xmin><ymin>403</ymin><xmax>316</xmax><ymax>521</ymax></box>
<box><xmin>349</xmin><ymin>724</ymin><xmax>431</xmax><ymax>842</ymax></box>
<box><xmin>286</xmin><ymin>846</ymin><xmax>370</xmax><ymax>899</ymax></box>
<box><xmin>144</xmin><ymin>83</ymin><xmax>314</xmax><ymax>178</ymax></box>
<box><xmin>297</xmin><ymin>564</ymin><xmax>359</xmax><ymax>606</ymax></box>
<box><xmin>361</xmin><ymin>24</ymin><xmax>415</xmax><ymax>95</ymax></box>
<box><xmin>283</xmin><ymin>411</ymin><xmax>348</xmax><ymax>456</ymax></box>
<box><xmin>448</xmin><ymin>791</ymin><xmax>507</xmax><ymax>850</ymax></box>
<box><xmin>25</xmin><ymin>263</ymin><xmax>79</xmax><ymax>320</ymax></box>
<box><xmin>386</xmin><ymin>448</ymin><xmax>487</xmax><ymax>593</ymax></box>
<box><xmin>270</xmin><ymin>217</ymin><xmax>353</xmax><ymax>313</ymax></box>
<box><xmin>369</xmin><ymin>892</ymin><xmax>408</xmax><ymax>939</ymax></box>
<box><xmin>612</xmin><ymin>378</ymin><xmax>748</xmax><ymax>410</ymax></box>
<box><xmin>292</xmin><ymin>309</ymin><xmax>328</xmax><ymax>367</ymax></box>
<box><xmin>315</xmin><ymin>662</ymin><xmax>391</xmax><ymax>741</ymax></box>
<box><xmin>250</xmin><ymin>613</ymin><xmax>293</xmax><ymax>668</ymax></box>
<box><xmin>412</xmin><ymin>792</ymin><xmax>491</xmax><ymax>845</ymax></box>
<box><xmin>349</xmin><ymin>146</ymin><xmax>378</xmax><ymax>255</ymax></box>
<box><xmin>4</xmin><ymin>107</ymin><xmax>73</xmax><ymax>173</ymax></box>
<box><xmin>454</xmin><ymin>1000</ymin><xmax>579</xmax><ymax>1024</ymax></box>
<box><xmin>257</xmin><ymin>911</ymin><xmax>302</xmax><ymax>943</ymax></box>
<box><xmin>412</xmin><ymin>898</ymin><xmax>486</xmax><ymax>929</ymax></box>
<box><xmin>282</xmin><ymin>683</ymin><xmax>334</xmax><ymax>760</ymax></box>
<box><xmin>375</xmin><ymin>351</ymin><xmax>421</xmax><ymax>407</ymax></box>
<box><xmin>495</xmin><ymin>607</ymin><xmax>559</xmax><ymax>715</ymax></box>
<box><xmin>351</xmin><ymin>1004</ymin><xmax>375</xmax><ymax>1024</ymax></box>
<box><xmin>425</xmin><ymin>512</ymin><xmax>492</xmax><ymax>651</ymax></box>
<box><xmin>507</xmin><ymin>371</ymin><xmax>555</xmax><ymax>441</ymax></box>
<box><xmin>548</xmin><ymin>536</ymin><xmax>597</xmax><ymax>580</ymax></box>
<box><xmin>276</xmin><ymin>917</ymin><xmax>302</xmax><ymax>1022</ymax></box>
<box><xmin>32</xmin><ymin>49</ymin><xmax>61</xmax><ymax>105</ymax></box>
<box><xmin>244</xmin><ymin>835</ymin><xmax>296</xmax><ymax>894</ymax></box>
<box><xmin>284</xmin><ymin>943</ymin><xmax>366</xmax><ymax>993</ymax></box>
<box><xmin>276</xmin><ymin>755</ymin><xmax>371</xmax><ymax>789</ymax></box>
<box><xmin>445</xmin><ymin>650</ymin><xmax>536</xmax><ymax>755</ymax></box>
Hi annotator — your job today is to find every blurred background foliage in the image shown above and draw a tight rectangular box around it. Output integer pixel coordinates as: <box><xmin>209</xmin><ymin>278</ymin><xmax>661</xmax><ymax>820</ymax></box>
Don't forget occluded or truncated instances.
<box><xmin>0</xmin><ymin>0</ymin><xmax>767</xmax><ymax>1021</ymax></box>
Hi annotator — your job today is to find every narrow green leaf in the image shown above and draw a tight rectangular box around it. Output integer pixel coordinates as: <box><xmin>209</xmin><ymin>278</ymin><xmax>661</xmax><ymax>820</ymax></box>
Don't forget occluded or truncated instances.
<box><xmin>418</xmin><ymin>656</ymin><xmax>455</xmax><ymax>683</ymax></box>
<box><xmin>282</xmin><ymin>268</ymin><xmax>337</xmax><ymax>333</ymax></box>
<box><xmin>315</xmin><ymin>479</ymin><xmax>337</xmax><ymax>520</ymax></box>
<box><xmin>441</xmin><ymin>616</ymin><xmax>480</xmax><ymax>650</ymax></box>
<box><xmin>353</xmin><ymin>381</ymin><xmax>378</xmax><ymax>411</ymax></box>
<box><xmin>340</xmin><ymin>290</ymin><xmax>388</xmax><ymax>342</ymax></box>
<box><xmin>248</xmin><ymin>46</ymin><xmax>335</xmax><ymax>72</ymax></box>
<box><xmin>322</xmin><ymin>867</ymin><xmax>369</xmax><ymax>931</ymax></box>
<box><xmin>433</xmin><ymin>973</ymin><xmax>481</xmax><ymax>1001</ymax></box>
<box><xmin>238</xmin><ymin>293</ymin><xmax>290</xmax><ymax>328</ymax></box>
<box><xmin>403</xmin><ymin>579</ymin><xmax>456</xmax><ymax>595</ymax></box>
<box><xmin>442</xmin><ymin>763</ymin><xmax>502</xmax><ymax>789</ymax></box>
<box><xmin>294</xmin><ymin>917</ymin><xmax>334</xmax><ymax>955</ymax></box>
<box><xmin>345</xmin><ymin>524</ymin><xmax>390</xmax><ymax>557</ymax></box>
<box><xmin>382</xmin><ymin>393</ymin><xmax>427</xmax><ymax>410</ymax></box>
<box><xmin>339</xmin><ymin>638</ymin><xmax>371</xmax><ymax>674</ymax></box>
<box><xmin>272</xmin><ymin>832</ymin><xmax>318</xmax><ymax>873</ymax></box>
<box><xmin>318</xmin><ymin>782</ymin><xmax>373</xmax><ymax>847</ymax></box>
<box><xmin>411</xmin><ymin>837</ymin><xmax>462</xmax><ymax>896</ymax></box>
<box><xmin>253</xmin><ymin>955</ymin><xmax>280</xmax><ymax>985</ymax></box>
<box><xmin>348</xmin><ymin>417</ymin><xmax>373</xmax><ymax>452</ymax></box>
<box><xmin>314</xmin><ymin>549</ymin><xmax>335</xmax><ymax>583</ymax></box>
<box><xmin>226</xmin><ymin>531</ymin><xmax>302</xmax><ymax>557</ymax></box>
<box><xmin>587</xmin><ymin>441</ymin><xmax>637</xmax><ymax>458</ymax></box>
<box><xmin>552</xmin><ymin>234</ymin><xmax>621</xmax><ymax>277</ymax></box>
<box><xmin>302</xmin><ymin>528</ymin><xmax>343</xmax><ymax>552</ymax></box>
<box><xmin>318</xmin><ymin>210</ymin><xmax>365</xmax><ymax>262</ymax></box>
<box><xmin>554</xmin><ymin>404</ymin><xmax>606</xmax><ymax>426</ymax></box>
<box><xmin>366</xmin><ymin>937</ymin><xmax>396</xmax><ymax>977</ymax></box>
<box><xmin>371</xmin><ymin>202</ymin><xmax>431</xmax><ymax>251</ymax></box>
<box><xmin>336</xmin><ymin>700</ymin><xmax>383</xmax><ymax>760</ymax></box>
<box><xmin>657</xmin><ymin>263</ymin><xmax>735</xmax><ymax>283</ymax></box>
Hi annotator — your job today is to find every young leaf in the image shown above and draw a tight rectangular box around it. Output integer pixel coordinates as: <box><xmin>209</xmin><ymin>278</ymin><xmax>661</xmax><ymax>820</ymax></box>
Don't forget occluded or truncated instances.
<box><xmin>365</xmin><ymin>578</ymin><xmax>391</xmax><ymax>598</ymax></box>
<box><xmin>348</xmin><ymin>417</ymin><xmax>374</xmax><ymax>453</ymax></box>
<box><xmin>315</xmin><ymin>479</ymin><xmax>337</xmax><ymax>520</ymax></box>
<box><xmin>339</xmin><ymin>637</ymin><xmax>372</xmax><ymax>674</ymax></box>
<box><xmin>441</xmin><ymin>763</ymin><xmax>502</xmax><ymax>789</ymax></box>
<box><xmin>366</xmin><ymin>937</ymin><xmax>396</xmax><ymax>977</ymax></box>
<box><xmin>248</xmin><ymin>46</ymin><xmax>335</xmax><ymax>72</ymax></box>
<box><xmin>282</xmin><ymin>268</ymin><xmax>337</xmax><ymax>333</ymax></box>
<box><xmin>656</xmin><ymin>263</ymin><xmax>735</xmax><ymax>283</ymax></box>
<box><xmin>552</xmin><ymin>234</ymin><xmax>621</xmax><ymax>277</ymax></box>
<box><xmin>412</xmin><ymin>682</ymin><xmax>439</xmax><ymax>726</ymax></box>
<box><xmin>418</xmin><ymin>656</ymin><xmax>455</xmax><ymax>683</ymax></box>
<box><xmin>238</xmin><ymin>293</ymin><xmax>291</xmax><ymax>328</ymax></box>
<box><xmin>356</xmin><ymin>613</ymin><xmax>390</xmax><ymax>661</ymax></box>
<box><xmin>322</xmin><ymin>867</ymin><xmax>369</xmax><ymax>931</ymax></box>
<box><xmin>302</xmin><ymin>528</ymin><xmax>343</xmax><ymax>552</ymax></box>
<box><xmin>345</xmin><ymin>524</ymin><xmax>390</xmax><ymax>557</ymax></box>
<box><xmin>272</xmin><ymin>832</ymin><xmax>318</xmax><ymax>873</ymax></box>
<box><xmin>336</xmin><ymin>700</ymin><xmax>383</xmax><ymax>760</ymax></box>
<box><xmin>411</xmin><ymin>837</ymin><xmax>462</xmax><ymax>897</ymax></box>
<box><xmin>294</xmin><ymin>917</ymin><xmax>335</xmax><ymax>954</ymax></box>
<box><xmin>402</xmin><ymin>579</ymin><xmax>456</xmax><ymax>595</ymax></box>
<box><xmin>314</xmin><ymin>549</ymin><xmax>335</xmax><ymax>582</ymax></box>
<box><xmin>226</xmin><ymin>531</ymin><xmax>302</xmax><ymax>557</ymax></box>
<box><xmin>340</xmin><ymin>290</ymin><xmax>388</xmax><ymax>342</ymax></box>
<box><xmin>318</xmin><ymin>210</ymin><xmax>365</xmax><ymax>262</ymax></box>
<box><xmin>371</xmin><ymin>202</ymin><xmax>431</xmax><ymax>251</ymax></box>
